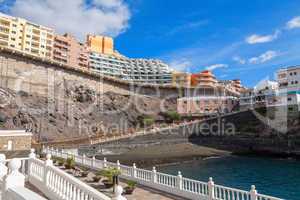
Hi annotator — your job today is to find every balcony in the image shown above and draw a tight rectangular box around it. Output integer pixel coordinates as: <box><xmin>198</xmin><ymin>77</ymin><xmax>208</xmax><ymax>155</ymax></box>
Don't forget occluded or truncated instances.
<box><xmin>0</xmin><ymin>150</ymin><xmax>112</xmax><ymax>200</ymax></box>
<box><xmin>0</xmin><ymin>20</ymin><xmax>10</xmax><ymax>27</ymax></box>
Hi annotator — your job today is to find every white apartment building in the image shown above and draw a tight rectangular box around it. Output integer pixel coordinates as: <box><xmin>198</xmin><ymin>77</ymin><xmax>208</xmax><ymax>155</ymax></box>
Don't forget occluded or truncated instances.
<box><xmin>239</xmin><ymin>80</ymin><xmax>279</xmax><ymax>110</ymax></box>
<box><xmin>276</xmin><ymin>66</ymin><xmax>300</xmax><ymax>109</ymax></box>
<box><xmin>89</xmin><ymin>52</ymin><xmax>173</xmax><ymax>84</ymax></box>
<box><xmin>0</xmin><ymin>12</ymin><xmax>54</xmax><ymax>59</ymax></box>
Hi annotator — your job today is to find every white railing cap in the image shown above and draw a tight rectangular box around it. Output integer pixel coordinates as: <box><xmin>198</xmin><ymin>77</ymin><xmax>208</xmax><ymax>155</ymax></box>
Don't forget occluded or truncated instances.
<box><xmin>0</xmin><ymin>130</ymin><xmax>32</xmax><ymax>137</ymax></box>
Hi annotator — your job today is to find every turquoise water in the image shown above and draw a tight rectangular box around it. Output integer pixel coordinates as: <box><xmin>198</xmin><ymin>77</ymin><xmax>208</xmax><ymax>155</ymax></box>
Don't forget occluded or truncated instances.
<box><xmin>159</xmin><ymin>156</ymin><xmax>300</xmax><ymax>200</ymax></box>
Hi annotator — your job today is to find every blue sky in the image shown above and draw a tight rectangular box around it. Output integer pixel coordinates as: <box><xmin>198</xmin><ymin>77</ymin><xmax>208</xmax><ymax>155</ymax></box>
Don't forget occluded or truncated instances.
<box><xmin>1</xmin><ymin>0</ymin><xmax>300</xmax><ymax>87</ymax></box>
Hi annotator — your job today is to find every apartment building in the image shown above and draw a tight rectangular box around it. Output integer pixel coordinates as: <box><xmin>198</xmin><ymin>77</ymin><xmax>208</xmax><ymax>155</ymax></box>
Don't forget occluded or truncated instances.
<box><xmin>89</xmin><ymin>52</ymin><xmax>173</xmax><ymax>84</ymax></box>
<box><xmin>172</xmin><ymin>72</ymin><xmax>191</xmax><ymax>87</ymax></box>
<box><xmin>277</xmin><ymin>66</ymin><xmax>300</xmax><ymax>93</ymax></box>
<box><xmin>276</xmin><ymin>66</ymin><xmax>300</xmax><ymax>111</ymax></box>
<box><xmin>219</xmin><ymin>79</ymin><xmax>244</xmax><ymax>94</ymax></box>
<box><xmin>239</xmin><ymin>80</ymin><xmax>282</xmax><ymax>110</ymax></box>
<box><xmin>86</xmin><ymin>35</ymin><xmax>114</xmax><ymax>55</ymax></box>
<box><xmin>0</xmin><ymin>12</ymin><xmax>54</xmax><ymax>59</ymax></box>
<box><xmin>53</xmin><ymin>33</ymin><xmax>88</xmax><ymax>68</ymax></box>
<box><xmin>191</xmin><ymin>70</ymin><xmax>218</xmax><ymax>87</ymax></box>
<box><xmin>177</xmin><ymin>96</ymin><xmax>238</xmax><ymax>116</ymax></box>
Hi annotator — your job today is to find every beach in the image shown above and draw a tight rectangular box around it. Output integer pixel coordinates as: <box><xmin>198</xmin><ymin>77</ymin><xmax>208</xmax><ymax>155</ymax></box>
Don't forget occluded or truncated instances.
<box><xmin>96</xmin><ymin>143</ymin><xmax>230</xmax><ymax>167</ymax></box>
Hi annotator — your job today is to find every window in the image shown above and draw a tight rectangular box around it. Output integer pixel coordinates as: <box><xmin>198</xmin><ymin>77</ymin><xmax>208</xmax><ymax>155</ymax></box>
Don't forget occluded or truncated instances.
<box><xmin>294</xmin><ymin>72</ymin><xmax>297</xmax><ymax>75</ymax></box>
<box><xmin>290</xmin><ymin>72</ymin><xmax>293</xmax><ymax>76</ymax></box>
<box><xmin>296</xmin><ymin>81</ymin><xmax>299</xmax><ymax>84</ymax></box>
<box><xmin>288</xmin><ymin>97</ymin><xmax>292</xmax><ymax>101</ymax></box>
<box><xmin>291</xmin><ymin>81</ymin><xmax>294</xmax><ymax>85</ymax></box>
<box><xmin>11</xmin><ymin>38</ymin><xmax>16</xmax><ymax>41</ymax></box>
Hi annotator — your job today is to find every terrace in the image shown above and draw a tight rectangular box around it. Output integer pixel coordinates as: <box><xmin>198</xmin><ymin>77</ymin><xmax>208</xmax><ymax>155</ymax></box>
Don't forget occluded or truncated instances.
<box><xmin>0</xmin><ymin>149</ymin><xmax>125</xmax><ymax>200</ymax></box>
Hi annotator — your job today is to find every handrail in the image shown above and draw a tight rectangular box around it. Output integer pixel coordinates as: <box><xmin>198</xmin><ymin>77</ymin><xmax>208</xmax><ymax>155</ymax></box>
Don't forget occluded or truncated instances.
<box><xmin>28</xmin><ymin>158</ymin><xmax>111</xmax><ymax>200</ymax></box>
<box><xmin>44</xmin><ymin>147</ymin><xmax>283</xmax><ymax>200</ymax></box>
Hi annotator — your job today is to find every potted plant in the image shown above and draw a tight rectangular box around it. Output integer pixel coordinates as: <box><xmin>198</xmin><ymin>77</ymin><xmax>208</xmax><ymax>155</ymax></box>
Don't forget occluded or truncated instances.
<box><xmin>64</xmin><ymin>157</ymin><xmax>75</xmax><ymax>170</ymax></box>
<box><xmin>57</xmin><ymin>158</ymin><xmax>65</xmax><ymax>166</ymax></box>
<box><xmin>124</xmin><ymin>180</ymin><xmax>137</xmax><ymax>195</ymax></box>
<box><xmin>100</xmin><ymin>168</ymin><xmax>121</xmax><ymax>189</ymax></box>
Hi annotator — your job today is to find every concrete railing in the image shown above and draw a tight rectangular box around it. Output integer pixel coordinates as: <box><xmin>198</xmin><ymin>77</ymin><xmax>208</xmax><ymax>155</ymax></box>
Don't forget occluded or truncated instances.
<box><xmin>0</xmin><ymin>150</ymin><xmax>113</xmax><ymax>200</ymax></box>
<box><xmin>44</xmin><ymin>147</ymin><xmax>283</xmax><ymax>200</ymax></box>
<box><xmin>0</xmin><ymin>154</ymin><xmax>46</xmax><ymax>200</ymax></box>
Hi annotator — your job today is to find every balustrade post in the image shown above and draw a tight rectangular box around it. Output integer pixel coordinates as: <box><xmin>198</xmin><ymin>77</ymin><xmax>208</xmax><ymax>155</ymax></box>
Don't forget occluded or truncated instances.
<box><xmin>61</xmin><ymin>149</ymin><xmax>64</xmax><ymax>158</ymax></box>
<box><xmin>43</xmin><ymin>154</ymin><xmax>52</xmax><ymax>187</ymax></box>
<box><xmin>117</xmin><ymin>160</ymin><xmax>121</xmax><ymax>170</ymax></box>
<box><xmin>113</xmin><ymin>185</ymin><xmax>127</xmax><ymax>200</ymax></box>
<box><xmin>29</xmin><ymin>148</ymin><xmax>36</xmax><ymax>159</ymax></box>
<box><xmin>0</xmin><ymin>154</ymin><xmax>7</xmax><ymax>179</ymax></box>
<box><xmin>3</xmin><ymin>159</ymin><xmax>25</xmax><ymax>193</ymax></box>
<box><xmin>104</xmin><ymin>157</ymin><xmax>107</xmax><ymax>168</ymax></box>
<box><xmin>250</xmin><ymin>185</ymin><xmax>258</xmax><ymax>200</ymax></box>
<box><xmin>92</xmin><ymin>156</ymin><xmax>96</xmax><ymax>168</ymax></box>
<box><xmin>177</xmin><ymin>171</ymin><xmax>183</xmax><ymax>190</ymax></box>
<box><xmin>55</xmin><ymin>148</ymin><xmax>59</xmax><ymax>157</ymax></box>
<box><xmin>208</xmin><ymin>177</ymin><xmax>215</xmax><ymax>200</ymax></box>
<box><xmin>45</xmin><ymin>154</ymin><xmax>53</xmax><ymax>166</ymax></box>
<box><xmin>133</xmin><ymin>163</ymin><xmax>137</xmax><ymax>178</ymax></box>
<box><xmin>82</xmin><ymin>154</ymin><xmax>86</xmax><ymax>165</ymax></box>
<box><xmin>152</xmin><ymin>167</ymin><xmax>157</xmax><ymax>183</ymax></box>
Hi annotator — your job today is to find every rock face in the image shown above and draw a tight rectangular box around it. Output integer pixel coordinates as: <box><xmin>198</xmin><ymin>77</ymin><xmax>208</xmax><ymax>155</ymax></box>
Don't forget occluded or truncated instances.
<box><xmin>0</xmin><ymin>86</ymin><xmax>177</xmax><ymax>142</ymax></box>
<box><xmin>0</xmin><ymin>52</ymin><xmax>179</xmax><ymax>143</ymax></box>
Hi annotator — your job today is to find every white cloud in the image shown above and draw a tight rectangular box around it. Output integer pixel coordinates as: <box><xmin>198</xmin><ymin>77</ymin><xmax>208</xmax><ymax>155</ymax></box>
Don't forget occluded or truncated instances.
<box><xmin>205</xmin><ymin>64</ymin><xmax>228</xmax><ymax>71</ymax></box>
<box><xmin>9</xmin><ymin>0</ymin><xmax>131</xmax><ymax>40</ymax></box>
<box><xmin>93</xmin><ymin>0</ymin><xmax>122</xmax><ymax>8</ymax></box>
<box><xmin>169</xmin><ymin>59</ymin><xmax>191</xmax><ymax>72</ymax></box>
<box><xmin>233</xmin><ymin>56</ymin><xmax>246</xmax><ymax>64</ymax></box>
<box><xmin>287</xmin><ymin>16</ymin><xmax>300</xmax><ymax>29</ymax></box>
<box><xmin>245</xmin><ymin>30</ymin><xmax>280</xmax><ymax>44</ymax></box>
<box><xmin>249</xmin><ymin>50</ymin><xmax>279</xmax><ymax>64</ymax></box>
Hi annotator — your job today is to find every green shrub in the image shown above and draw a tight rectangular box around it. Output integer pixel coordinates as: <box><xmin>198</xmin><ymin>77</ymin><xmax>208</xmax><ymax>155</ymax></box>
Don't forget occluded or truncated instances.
<box><xmin>57</xmin><ymin>158</ymin><xmax>65</xmax><ymax>166</ymax></box>
<box><xmin>143</xmin><ymin>117</ymin><xmax>155</xmax><ymax>127</ymax></box>
<box><xmin>162</xmin><ymin>111</ymin><xmax>181</xmax><ymax>122</ymax></box>
<box><xmin>64</xmin><ymin>157</ymin><xmax>75</xmax><ymax>169</ymax></box>
<box><xmin>99</xmin><ymin>167</ymin><xmax>121</xmax><ymax>183</ymax></box>
<box><xmin>126</xmin><ymin>180</ymin><xmax>137</xmax><ymax>189</ymax></box>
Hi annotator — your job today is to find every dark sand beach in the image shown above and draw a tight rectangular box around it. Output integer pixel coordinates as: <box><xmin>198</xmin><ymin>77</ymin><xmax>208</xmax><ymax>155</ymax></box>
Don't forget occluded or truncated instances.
<box><xmin>96</xmin><ymin>143</ymin><xmax>230</xmax><ymax>167</ymax></box>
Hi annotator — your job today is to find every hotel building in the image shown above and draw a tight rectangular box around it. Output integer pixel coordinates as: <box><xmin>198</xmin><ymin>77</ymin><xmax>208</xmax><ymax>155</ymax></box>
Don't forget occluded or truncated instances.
<box><xmin>53</xmin><ymin>33</ymin><xmax>88</xmax><ymax>68</ymax></box>
<box><xmin>89</xmin><ymin>52</ymin><xmax>173</xmax><ymax>84</ymax></box>
<box><xmin>172</xmin><ymin>72</ymin><xmax>191</xmax><ymax>87</ymax></box>
<box><xmin>0</xmin><ymin>12</ymin><xmax>54</xmax><ymax>59</ymax></box>
<box><xmin>178</xmin><ymin>70</ymin><xmax>240</xmax><ymax>115</ymax></box>
<box><xmin>177</xmin><ymin>96</ymin><xmax>238</xmax><ymax>116</ymax></box>
<box><xmin>191</xmin><ymin>70</ymin><xmax>218</xmax><ymax>87</ymax></box>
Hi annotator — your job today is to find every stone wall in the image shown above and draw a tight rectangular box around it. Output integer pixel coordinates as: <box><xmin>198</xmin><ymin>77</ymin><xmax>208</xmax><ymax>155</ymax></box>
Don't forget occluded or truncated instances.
<box><xmin>0</xmin><ymin>135</ymin><xmax>31</xmax><ymax>151</ymax></box>
<box><xmin>0</xmin><ymin>51</ymin><xmax>181</xmax><ymax>98</ymax></box>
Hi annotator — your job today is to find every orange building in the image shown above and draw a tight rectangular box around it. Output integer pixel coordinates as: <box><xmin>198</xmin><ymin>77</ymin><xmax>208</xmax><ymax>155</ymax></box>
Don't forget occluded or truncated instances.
<box><xmin>191</xmin><ymin>70</ymin><xmax>218</xmax><ymax>87</ymax></box>
<box><xmin>86</xmin><ymin>35</ymin><xmax>114</xmax><ymax>55</ymax></box>
<box><xmin>53</xmin><ymin>33</ymin><xmax>88</xmax><ymax>68</ymax></box>
<box><xmin>172</xmin><ymin>72</ymin><xmax>191</xmax><ymax>87</ymax></box>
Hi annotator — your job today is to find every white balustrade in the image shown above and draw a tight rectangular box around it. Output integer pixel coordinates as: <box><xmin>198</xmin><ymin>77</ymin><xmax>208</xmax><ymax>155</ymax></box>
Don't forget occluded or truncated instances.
<box><xmin>28</xmin><ymin>158</ymin><xmax>111</xmax><ymax>200</ymax></box>
<box><xmin>43</xmin><ymin>147</ymin><xmax>283</xmax><ymax>200</ymax></box>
